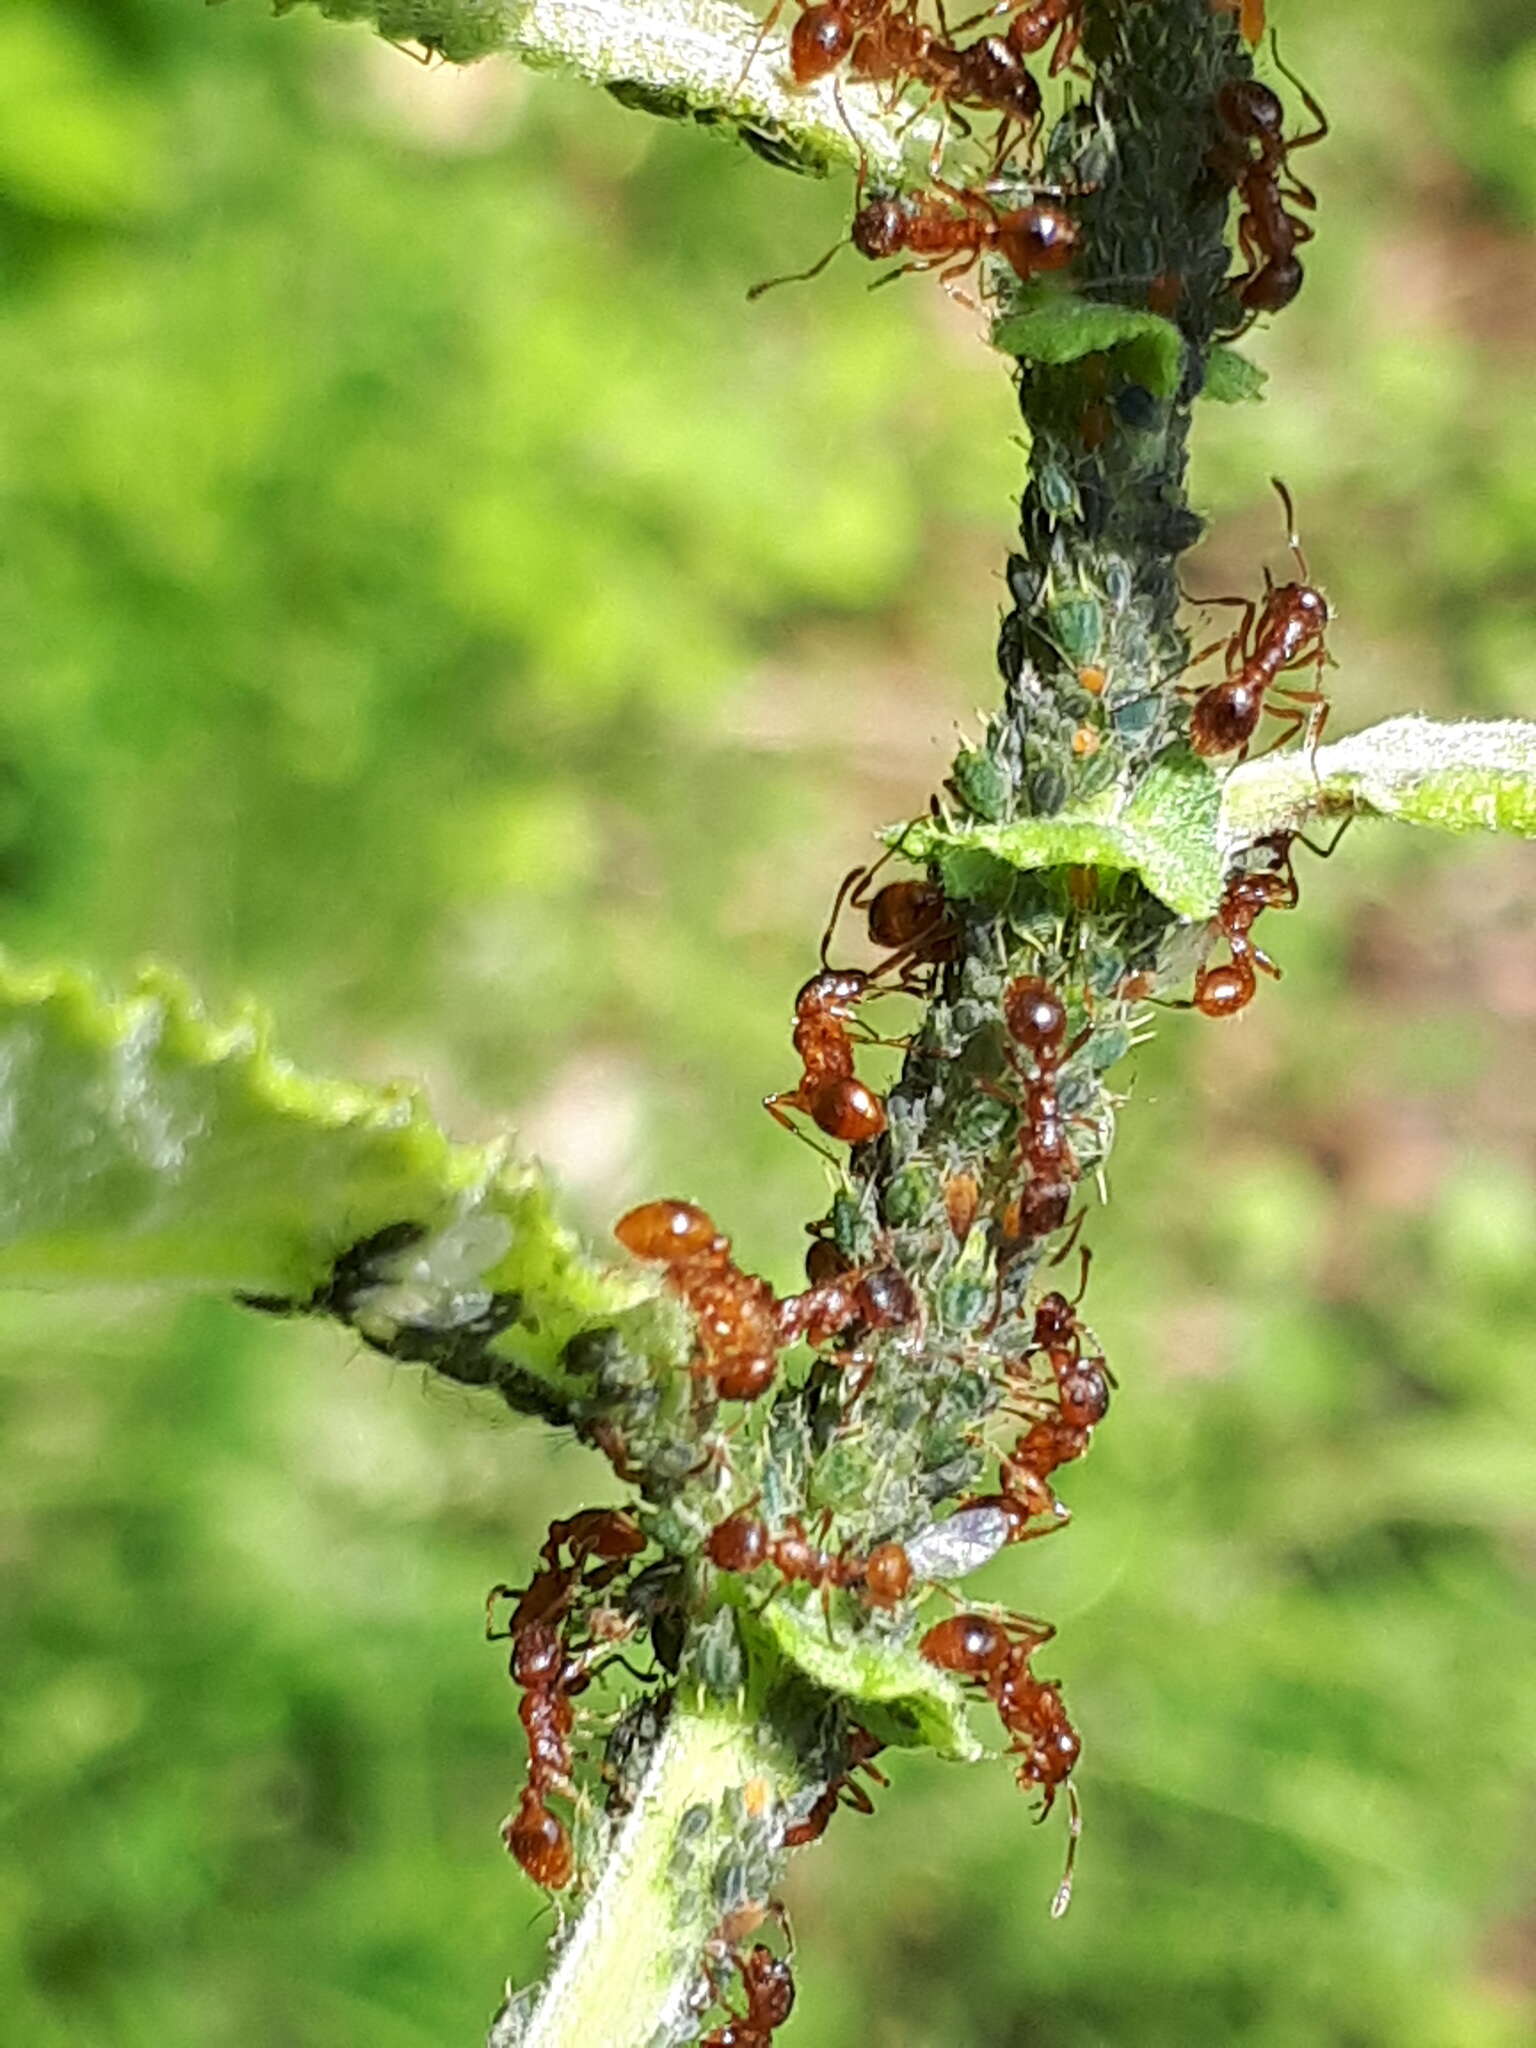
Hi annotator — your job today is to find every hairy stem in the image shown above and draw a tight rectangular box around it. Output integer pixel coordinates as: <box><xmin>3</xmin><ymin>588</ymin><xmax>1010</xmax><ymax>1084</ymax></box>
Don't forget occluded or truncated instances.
<box><xmin>493</xmin><ymin>1698</ymin><xmax>802</xmax><ymax>2048</ymax></box>
<box><xmin>280</xmin><ymin>0</ymin><xmax>940</xmax><ymax>176</ymax></box>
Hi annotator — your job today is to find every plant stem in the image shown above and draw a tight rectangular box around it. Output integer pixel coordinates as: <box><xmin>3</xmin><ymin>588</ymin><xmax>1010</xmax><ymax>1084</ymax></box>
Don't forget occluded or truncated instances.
<box><xmin>492</xmin><ymin>1698</ymin><xmax>801</xmax><ymax>2048</ymax></box>
<box><xmin>281</xmin><ymin>0</ymin><xmax>939</xmax><ymax>177</ymax></box>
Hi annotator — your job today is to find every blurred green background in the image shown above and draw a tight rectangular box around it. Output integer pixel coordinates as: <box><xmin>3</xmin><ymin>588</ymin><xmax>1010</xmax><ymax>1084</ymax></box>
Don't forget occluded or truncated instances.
<box><xmin>1</xmin><ymin>2</ymin><xmax>1533</xmax><ymax>2043</ymax></box>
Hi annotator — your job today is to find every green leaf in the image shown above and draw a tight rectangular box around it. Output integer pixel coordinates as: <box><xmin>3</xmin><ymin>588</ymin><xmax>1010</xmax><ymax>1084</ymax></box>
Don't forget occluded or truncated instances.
<box><xmin>0</xmin><ymin>957</ymin><xmax>640</xmax><ymax>1383</ymax></box>
<box><xmin>892</xmin><ymin>747</ymin><xmax>1227</xmax><ymax>920</ymax></box>
<box><xmin>1220</xmin><ymin>715</ymin><xmax>1536</xmax><ymax>853</ymax></box>
<box><xmin>992</xmin><ymin>292</ymin><xmax>1184</xmax><ymax>397</ymax></box>
<box><xmin>1203</xmin><ymin>345</ymin><xmax>1267</xmax><ymax>403</ymax></box>
<box><xmin>752</xmin><ymin>1601</ymin><xmax>982</xmax><ymax>1761</ymax></box>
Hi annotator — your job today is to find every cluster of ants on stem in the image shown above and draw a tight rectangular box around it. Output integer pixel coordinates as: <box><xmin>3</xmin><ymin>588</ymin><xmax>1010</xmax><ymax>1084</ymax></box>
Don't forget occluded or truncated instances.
<box><xmin>487</xmin><ymin>504</ymin><xmax>1338</xmax><ymax>2029</ymax></box>
<box><xmin>739</xmin><ymin>0</ymin><xmax>1324</xmax><ymax>345</ymax></box>
<box><xmin>478</xmin><ymin>11</ymin><xmax>1344</xmax><ymax>2039</ymax></box>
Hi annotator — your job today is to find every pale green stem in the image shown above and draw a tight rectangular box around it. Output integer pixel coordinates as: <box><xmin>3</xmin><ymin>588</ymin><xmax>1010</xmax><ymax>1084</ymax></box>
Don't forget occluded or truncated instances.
<box><xmin>492</xmin><ymin>1700</ymin><xmax>800</xmax><ymax>2048</ymax></box>
<box><xmin>1219</xmin><ymin>714</ymin><xmax>1536</xmax><ymax>856</ymax></box>
<box><xmin>294</xmin><ymin>0</ymin><xmax>942</xmax><ymax>177</ymax></box>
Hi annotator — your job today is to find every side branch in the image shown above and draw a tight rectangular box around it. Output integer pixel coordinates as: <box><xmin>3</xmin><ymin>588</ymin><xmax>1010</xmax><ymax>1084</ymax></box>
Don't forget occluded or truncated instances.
<box><xmin>281</xmin><ymin>0</ymin><xmax>939</xmax><ymax>178</ymax></box>
<box><xmin>1219</xmin><ymin>715</ymin><xmax>1536</xmax><ymax>854</ymax></box>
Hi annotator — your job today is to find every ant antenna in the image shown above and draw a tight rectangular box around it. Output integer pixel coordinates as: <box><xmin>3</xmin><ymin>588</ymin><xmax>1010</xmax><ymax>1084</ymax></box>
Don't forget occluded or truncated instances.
<box><xmin>1269</xmin><ymin>475</ymin><xmax>1310</xmax><ymax>581</ymax></box>
<box><xmin>1049</xmin><ymin>1783</ymin><xmax>1082</xmax><ymax>1919</ymax></box>
<box><xmin>1268</xmin><ymin>30</ymin><xmax>1329</xmax><ymax>137</ymax></box>
<box><xmin>747</xmin><ymin>236</ymin><xmax>848</xmax><ymax>300</ymax></box>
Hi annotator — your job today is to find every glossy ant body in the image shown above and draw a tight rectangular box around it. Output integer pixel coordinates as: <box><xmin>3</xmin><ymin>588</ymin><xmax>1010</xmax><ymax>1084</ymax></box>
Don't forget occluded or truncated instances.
<box><xmin>493</xmin><ymin>1611</ymin><xmax>584</xmax><ymax>1889</ymax></box>
<box><xmin>487</xmin><ymin>1510</ymin><xmax>654</xmax><ymax>1891</ymax></box>
<box><xmin>701</xmin><ymin>1944</ymin><xmax>797</xmax><ymax>2048</ymax></box>
<box><xmin>997</xmin><ymin>973</ymin><xmax>1087</xmax><ymax>1247</ymax></box>
<box><xmin>751</xmin><ymin>176</ymin><xmax>1078</xmax><ymax>299</ymax></box>
<box><xmin>707</xmin><ymin>1509</ymin><xmax>914</xmax><ymax>1609</ymax></box>
<box><xmin>1185</xmin><ymin>480</ymin><xmax>1331</xmax><ymax>759</ymax></box>
<box><xmin>775</xmin><ymin>1259</ymin><xmax>917</xmax><ymax>1349</ymax></box>
<box><xmin>1210</xmin><ymin>56</ymin><xmax>1327</xmax><ymax>328</ymax></box>
<box><xmin>1193</xmin><ymin>832</ymin><xmax>1300</xmax><ymax>1016</ymax></box>
<box><xmin>765</xmin><ymin>967</ymin><xmax>894</xmax><ymax>1145</ymax></box>
<box><xmin>921</xmin><ymin>1610</ymin><xmax>1082</xmax><ymax>1909</ymax></box>
<box><xmin>828</xmin><ymin>856</ymin><xmax>957</xmax><ymax>977</ymax></box>
<box><xmin>846</xmin><ymin>15</ymin><xmax>1045</xmax><ymax>164</ymax></box>
<box><xmin>615</xmin><ymin>1200</ymin><xmax>782</xmax><ymax>1401</ymax></box>
<box><xmin>1005</xmin><ymin>0</ymin><xmax>1082</xmax><ymax>73</ymax></box>
<box><xmin>765</xmin><ymin>863</ymin><xmax>941</xmax><ymax>1148</ymax></box>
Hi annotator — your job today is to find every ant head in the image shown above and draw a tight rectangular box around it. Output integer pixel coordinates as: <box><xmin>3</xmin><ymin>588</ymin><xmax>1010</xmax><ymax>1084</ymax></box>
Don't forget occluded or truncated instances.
<box><xmin>1217</xmin><ymin>77</ymin><xmax>1284</xmax><ymax>138</ymax></box>
<box><xmin>852</xmin><ymin>194</ymin><xmax>907</xmax><ymax>261</ymax></box>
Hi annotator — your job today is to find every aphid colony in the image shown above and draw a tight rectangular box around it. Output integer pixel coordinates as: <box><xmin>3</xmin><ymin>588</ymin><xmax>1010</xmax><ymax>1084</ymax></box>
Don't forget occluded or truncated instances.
<box><xmin>741</xmin><ymin>0</ymin><xmax>1325</xmax><ymax>345</ymax></box>
<box><xmin>480</xmin><ymin>22</ymin><xmax>1339</xmax><ymax>2023</ymax></box>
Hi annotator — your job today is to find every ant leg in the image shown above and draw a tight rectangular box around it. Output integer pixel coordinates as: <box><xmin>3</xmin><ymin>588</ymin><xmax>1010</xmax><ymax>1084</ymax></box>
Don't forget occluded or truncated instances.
<box><xmin>747</xmin><ymin>235</ymin><xmax>850</xmax><ymax>301</ymax></box>
<box><xmin>1269</xmin><ymin>477</ymin><xmax>1310</xmax><ymax>582</ymax></box>
<box><xmin>1050</xmin><ymin>1784</ymin><xmax>1083</xmax><ymax>1920</ymax></box>
<box><xmin>1051</xmin><ymin>18</ymin><xmax>1085</xmax><ymax>77</ymax></box>
<box><xmin>1048</xmin><ymin>1222</ymin><xmax>1091</xmax><ymax>1290</ymax></box>
<box><xmin>763</xmin><ymin>1090</ymin><xmax>807</xmax><ymax>1132</ymax></box>
<box><xmin>821</xmin><ymin>865</ymin><xmax>870</xmax><ymax>966</ymax></box>
<box><xmin>1270</xmin><ymin>33</ymin><xmax>1329</xmax><ymax>151</ymax></box>
<box><xmin>1296</xmin><ymin>815</ymin><xmax>1354</xmax><ymax>861</ymax></box>
<box><xmin>732</xmin><ymin>0</ymin><xmax>787</xmax><ymax>94</ymax></box>
<box><xmin>485</xmin><ymin>1584</ymin><xmax>518</xmax><ymax>1639</ymax></box>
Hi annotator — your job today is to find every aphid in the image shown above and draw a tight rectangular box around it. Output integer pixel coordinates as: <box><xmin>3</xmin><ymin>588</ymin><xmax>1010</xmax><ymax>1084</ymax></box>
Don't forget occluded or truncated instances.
<box><xmin>1211</xmin><ymin>0</ymin><xmax>1266</xmax><ymax>46</ymax></box>
<box><xmin>751</xmin><ymin>175</ymin><xmax>1078</xmax><ymax>299</ymax></box>
<box><xmin>903</xmin><ymin>1500</ymin><xmax>1016</xmax><ymax>1580</ymax></box>
<box><xmin>614</xmin><ymin>1200</ymin><xmax>783</xmax><ymax>1401</ymax></box>
<box><xmin>1185</xmin><ymin>480</ymin><xmax>1331</xmax><ymax>759</ymax></box>
<box><xmin>706</xmin><ymin>1511</ymin><xmax>914</xmax><ymax>1610</ymax></box>
<box><xmin>700</xmin><ymin>1943</ymin><xmax>797</xmax><ymax>2048</ymax></box>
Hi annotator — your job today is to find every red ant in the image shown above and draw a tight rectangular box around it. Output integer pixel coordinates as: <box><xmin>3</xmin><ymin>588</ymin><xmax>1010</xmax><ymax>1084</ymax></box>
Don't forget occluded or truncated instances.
<box><xmin>996</xmin><ymin>973</ymin><xmax>1089</xmax><ymax>1248</ymax></box>
<box><xmin>737</xmin><ymin>0</ymin><xmax>893</xmax><ymax>90</ymax></box>
<box><xmin>1008</xmin><ymin>1257</ymin><xmax>1113</xmax><ymax>1425</ymax></box>
<box><xmin>1185</xmin><ymin>479</ymin><xmax>1331</xmax><ymax>759</ymax></box>
<box><xmin>750</xmin><ymin>174</ymin><xmax>1078</xmax><ymax>299</ymax></box>
<box><xmin>1000</xmin><ymin>0</ymin><xmax>1083</xmax><ymax>75</ymax></box>
<box><xmin>844</xmin><ymin>15</ymin><xmax>1045</xmax><ymax>167</ymax></box>
<box><xmin>701</xmin><ymin>1943</ymin><xmax>797</xmax><ymax>2048</ymax></box>
<box><xmin>615</xmin><ymin>1200</ymin><xmax>782</xmax><ymax>1401</ymax></box>
<box><xmin>775</xmin><ymin>1259</ymin><xmax>917</xmax><ymax>1348</ymax></box>
<box><xmin>1210</xmin><ymin>50</ymin><xmax>1327</xmax><ymax>329</ymax></box>
<box><xmin>827</xmin><ymin>853</ymin><xmax>958</xmax><ymax>977</ymax></box>
<box><xmin>539</xmin><ymin>1507</ymin><xmax>646</xmax><ymax>1575</ymax></box>
<box><xmin>764</xmin><ymin>864</ymin><xmax>941</xmax><ymax>1148</ymax></box>
<box><xmin>492</xmin><ymin>1612</ymin><xmax>585</xmax><ymax>1890</ymax></box>
<box><xmin>921</xmin><ymin>1611</ymin><xmax>1082</xmax><ymax>1909</ymax></box>
<box><xmin>782</xmin><ymin>1725</ymin><xmax>888</xmax><ymax>1847</ymax></box>
<box><xmin>706</xmin><ymin>1509</ymin><xmax>914</xmax><ymax>1609</ymax></box>
<box><xmin>1191</xmin><ymin>832</ymin><xmax>1300</xmax><ymax>1016</ymax></box>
